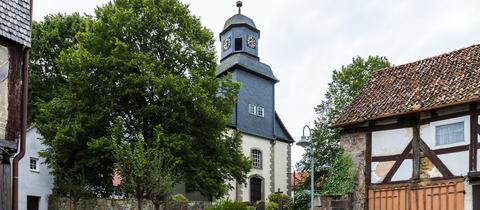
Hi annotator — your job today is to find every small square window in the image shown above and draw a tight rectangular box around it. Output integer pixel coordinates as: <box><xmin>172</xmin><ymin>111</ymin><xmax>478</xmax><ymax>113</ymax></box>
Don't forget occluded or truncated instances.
<box><xmin>435</xmin><ymin>122</ymin><xmax>464</xmax><ymax>146</ymax></box>
<box><xmin>249</xmin><ymin>104</ymin><xmax>256</xmax><ymax>115</ymax></box>
<box><xmin>256</xmin><ymin>106</ymin><xmax>264</xmax><ymax>117</ymax></box>
<box><xmin>30</xmin><ymin>158</ymin><xmax>39</xmax><ymax>172</ymax></box>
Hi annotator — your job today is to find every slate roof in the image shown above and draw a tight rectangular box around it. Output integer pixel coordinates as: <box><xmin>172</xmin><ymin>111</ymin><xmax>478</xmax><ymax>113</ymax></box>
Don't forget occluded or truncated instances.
<box><xmin>275</xmin><ymin>112</ymin><xmax>294</xmax><ymax>142</ymax></box>
<box><xmin>216</xmin><ymin>53</ymin><xmax>278</xmax><ymax>82</ymax></box>
<box><xmin>223</xmin><ymin>14</ymin><xmax>257</xmax><ymax>31</ymax></box>
<box><xmin>0</xmin><ymin>0</ymin><xmax>31</xmax><ymax>47</ymax></box>
<box><xmin>332</xmin><ymin>44</ymin><xmax>480</xmax><ymax>128</ymax></box>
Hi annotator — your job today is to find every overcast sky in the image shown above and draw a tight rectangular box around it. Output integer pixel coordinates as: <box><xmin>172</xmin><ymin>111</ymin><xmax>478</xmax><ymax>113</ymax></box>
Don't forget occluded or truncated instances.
<box><xmin>33</xmin><ymin>0</ymin><xmax>480</xmax><ymax>167</ymax></box>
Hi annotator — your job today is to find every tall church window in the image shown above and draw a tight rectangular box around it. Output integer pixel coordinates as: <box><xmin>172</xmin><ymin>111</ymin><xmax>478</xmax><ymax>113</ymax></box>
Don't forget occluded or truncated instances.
<box><xmin>252</xmin><ymin>149</ymin><xmax>262</xmax><ymax>169</ymax></box>
<box><xmin>235</xmin><ymin>38</ymin><xmax>243</xmax><ymax>51</ymax></box>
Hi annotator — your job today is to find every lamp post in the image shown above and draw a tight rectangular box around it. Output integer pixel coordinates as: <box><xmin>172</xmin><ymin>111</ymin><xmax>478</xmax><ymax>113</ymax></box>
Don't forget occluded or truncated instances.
<box><xmin>296</xmin><ymin>125</ymin><xmax>314</xmax><ymax>210</ymax></box>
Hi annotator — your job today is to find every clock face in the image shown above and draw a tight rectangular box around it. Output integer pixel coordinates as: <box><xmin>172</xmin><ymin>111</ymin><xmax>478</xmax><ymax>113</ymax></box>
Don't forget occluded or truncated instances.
<box><xmin>247</xmin><ymin>35</ymin><xmax>256</xmax><ymax>49</ymax></box>
<box><xmin>223</xmin><ymin>37</ymin><xmax>231</xmax><ymax>50</ymax></box>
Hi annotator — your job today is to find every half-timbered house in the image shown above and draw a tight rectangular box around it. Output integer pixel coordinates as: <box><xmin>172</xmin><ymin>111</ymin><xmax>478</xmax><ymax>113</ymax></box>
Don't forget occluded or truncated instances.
<box><xmin>331</xmin><ymin>45</ymin><xmax>480</xmax><ymax>210</ymax></box>
<box><xmin>0</xmin><ymin>0</ymin><xmax>32</xmax><ymax>210</ymax></box>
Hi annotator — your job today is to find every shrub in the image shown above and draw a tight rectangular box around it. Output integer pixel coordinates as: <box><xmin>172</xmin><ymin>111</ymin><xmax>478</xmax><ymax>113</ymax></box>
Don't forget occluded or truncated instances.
<box><xmin>170</xmin><ymin>194</ymin><xmax>188</xmax><ymax>202</ymax></box>
<box><xmin>293</xmin><ymin>190</ymin><xmax>312</xmax><ymax>210</ymax></box>
<box><xmin>207</xmin><ymin>199</ymin><xmax>249</xmax><ymax>210</ymax></box>
<box><xmin>321</xmin><ymin>151</ymin><xmax>355</xmax><ymax>197</ymax></box>
<box><xmin>268</xmin><ymin>193</ymin><xmax>292</xmax><ymax>208</ymax></box>
<box><xmin>266</xmin><ymin>201</ymin><xmax>279</xmax><ymax>210</ymax></box>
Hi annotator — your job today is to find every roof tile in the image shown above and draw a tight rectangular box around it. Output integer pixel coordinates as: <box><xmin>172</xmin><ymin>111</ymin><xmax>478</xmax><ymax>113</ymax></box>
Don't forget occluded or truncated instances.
<box><xmin>333</xmin><ymin>44</ymin><xmax>480</xmax><ymax>127</ymax></box>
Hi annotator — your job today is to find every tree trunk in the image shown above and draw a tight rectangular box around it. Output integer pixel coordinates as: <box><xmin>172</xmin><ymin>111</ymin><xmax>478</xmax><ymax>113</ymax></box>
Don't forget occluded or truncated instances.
<box><xmin>154</xmin><ymin>203</ymin><xmax>160</xmax><ymax>210</ymax></box>
<box><xmin>137</xmin><ymin>197</ymin><xmax>143</xmax><ymax>210</ymax></box>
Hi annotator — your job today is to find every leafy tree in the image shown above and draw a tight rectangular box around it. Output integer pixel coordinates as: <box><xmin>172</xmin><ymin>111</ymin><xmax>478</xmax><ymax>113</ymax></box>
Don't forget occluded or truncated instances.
<box><xmin>29</xmin><ymin>13</ymin><xmax>87</xmax><ymax>122</ymax></box>
<box><xmin>321</xmin><ymin>151</ymin><xmax>355</xmax><ymax>197</ymax></box>
<box><xmin>112</xmin><ymin>120</ymin><xmax>178</xmax><ymax>210</ymax></box>
<box><xmin>36</xmin><ymin>0</ymin><xmax>250</xmax><ymax>198</ymax></box>
<box><xmin>297</xmin><ymin>56</ymin><xmax>391</xmax><ymax>193</ymax></box>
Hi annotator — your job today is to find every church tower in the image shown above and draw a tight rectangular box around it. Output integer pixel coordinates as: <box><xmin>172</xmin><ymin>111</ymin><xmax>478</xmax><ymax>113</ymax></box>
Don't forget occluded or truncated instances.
<box><xmin>216</xmin><ymin>1</ymin><xmax>294</xmax><ymax>203</ymax></box>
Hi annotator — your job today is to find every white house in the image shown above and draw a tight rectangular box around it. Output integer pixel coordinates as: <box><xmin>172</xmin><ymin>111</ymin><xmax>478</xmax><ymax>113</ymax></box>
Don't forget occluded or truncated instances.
<box><xmin>17</xmin><ymin>127</ymin><xmax>54</xmax><ymax>210</ymax></box>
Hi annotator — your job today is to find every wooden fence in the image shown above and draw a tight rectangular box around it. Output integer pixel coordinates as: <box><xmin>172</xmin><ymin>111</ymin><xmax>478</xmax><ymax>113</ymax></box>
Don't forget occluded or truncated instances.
<box><xmin>368</xmin><ymin>178</ymin><xmax>464</xmax><ymax>210</ymax></box>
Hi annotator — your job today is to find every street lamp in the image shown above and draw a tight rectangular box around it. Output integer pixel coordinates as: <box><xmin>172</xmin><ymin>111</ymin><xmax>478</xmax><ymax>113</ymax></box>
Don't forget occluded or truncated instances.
<box><xmin>297</xmin><ymin>125</ymin><xmax>314</xmax><ymax>210</ymax></box>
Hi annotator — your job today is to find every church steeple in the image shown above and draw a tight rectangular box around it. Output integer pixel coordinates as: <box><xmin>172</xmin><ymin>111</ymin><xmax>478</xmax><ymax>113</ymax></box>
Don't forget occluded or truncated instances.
<box><xmin>219</xmin><ymin>1</ymin><xmax>260</xmax><ymax>61</ymax></box>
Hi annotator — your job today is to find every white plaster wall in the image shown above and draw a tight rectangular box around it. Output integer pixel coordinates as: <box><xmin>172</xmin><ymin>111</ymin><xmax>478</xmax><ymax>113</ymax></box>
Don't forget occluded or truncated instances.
<box><xmin>438</xmin><ymin>151</ymin><xmax>469</xmax><ymax>176</ymax></box>
<box><xmin>226</xmin><ymin>133</ymin><xmax>272</xmax><ymax>202</ymax></box>
<box><xmin>18</xmin><ymin>128</ymin><xmax>54</xmax><ymax>210</ymax></box>
<box><xmin>273</xmin><ymin>141</ymin><xmax>289</xmax><ymax>196</ymax></box>
<box><xmin>465</xmin><ymin>180</ymin><xmax>473</xmax><ymax>210</ymax></box>
<box><xmin>420</xmin><ymin>116</ymin><xmax>470</xmax><ymax>150</ymax></box>
<box><xmin>372</xmin><ymin>128</ymin><xmax>412</xmax><ymax>156</ymax></box>
<box><xmin>391</xmin><ymin>159</ymin><xmax>413</xmax><ymax>182</ymax></box>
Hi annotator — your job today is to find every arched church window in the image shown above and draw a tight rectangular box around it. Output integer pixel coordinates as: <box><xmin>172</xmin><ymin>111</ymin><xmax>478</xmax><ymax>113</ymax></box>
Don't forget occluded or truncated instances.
<box><xmin>252</xmin><ymin>149</ymin><xmax>262</xmax><ymax>169</ymax></box>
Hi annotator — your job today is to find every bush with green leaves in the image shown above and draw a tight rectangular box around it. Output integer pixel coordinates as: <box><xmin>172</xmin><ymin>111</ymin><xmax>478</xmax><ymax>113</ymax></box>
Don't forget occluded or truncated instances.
<box><xmin>293</xmin><ymin>190</ymin><xmax>313</xmax><ymax>210</ymax></box>
<box><xmin>321</xmin><ymin>150</ymin><xmax>355</xmax><ymax>197</ymax></box>
<box><xmin>171</xmin><ymin>194</ymin><xmax>188</xmax><ymax>202</ymax></box>
<box><xmin>268</xmin><ymin>193</ymin><xmax>292</xmax><ymax>209</ymax></box>
<box><xmin>266</xmin><ymin>201</ymin><xmax>278</xmax><ymax>210</ymax></box>
<box><xmin>207</xmin><ymin>200</ymin><xmax>249</xmax><ymax>210</ymax></box>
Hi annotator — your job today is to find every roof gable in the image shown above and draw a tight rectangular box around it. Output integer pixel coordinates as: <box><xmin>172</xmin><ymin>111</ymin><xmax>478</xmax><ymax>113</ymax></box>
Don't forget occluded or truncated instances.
<box><xmin>275</xmin><ymin>112</ymin><xmax>294</xmax><ymax>142</ymax></box>
<box><xmin>333</xmin><ymin>44</ymin><xmax>480</xmax><ymax>127</ymax></box>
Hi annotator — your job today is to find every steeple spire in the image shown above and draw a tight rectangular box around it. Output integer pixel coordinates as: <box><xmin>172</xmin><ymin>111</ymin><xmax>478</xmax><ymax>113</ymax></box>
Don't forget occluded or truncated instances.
<box><xmin>237</xmin><ymin>1</ymin><xmax>243</xmax><ymax>14</ymax></box>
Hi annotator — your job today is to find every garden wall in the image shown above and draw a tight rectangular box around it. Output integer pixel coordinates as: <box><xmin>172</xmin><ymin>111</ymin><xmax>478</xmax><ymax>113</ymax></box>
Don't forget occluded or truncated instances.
<box><xmin>48</xmin><ymin>197</ymin><xmax>213</xmax><ymax>210</ymax></box>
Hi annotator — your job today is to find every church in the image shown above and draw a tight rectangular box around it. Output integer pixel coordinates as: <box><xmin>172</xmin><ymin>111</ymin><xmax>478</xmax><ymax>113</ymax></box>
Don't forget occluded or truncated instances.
<box><xmin>172</xmin><ymin>1</ymin><xmax>293</xmax><ymax>203</ymax></box>
<box><xmin>216</xmin><ymin>1</ymin><xmax>294</xmax><ymax>203</ymax></box>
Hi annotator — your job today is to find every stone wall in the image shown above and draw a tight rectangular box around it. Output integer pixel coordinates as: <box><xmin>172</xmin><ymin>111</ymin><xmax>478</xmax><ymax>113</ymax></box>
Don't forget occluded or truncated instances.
<box><xmin>49</xmin><ymin>197</ymin><xmax>213</xmax><ymax>210</ymax></box>
<box><xmin>339</xmin><ymin>132</ymin><xmax>366</xmax><ymax>210</ymax></box>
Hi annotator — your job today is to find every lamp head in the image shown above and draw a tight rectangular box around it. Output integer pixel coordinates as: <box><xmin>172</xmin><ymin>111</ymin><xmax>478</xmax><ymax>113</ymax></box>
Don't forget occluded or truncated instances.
<box><xmin>296</xmin><ymin>135</ymin><xmax>311</xmax><ymax>148</ymax></box>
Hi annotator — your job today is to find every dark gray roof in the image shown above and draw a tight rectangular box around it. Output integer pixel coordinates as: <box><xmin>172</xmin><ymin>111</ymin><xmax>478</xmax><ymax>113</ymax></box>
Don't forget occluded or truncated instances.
<box><xmin>223</xmin><ymin>14</ymin><xmax>256</xmax><ymax>31</ymax></box>
<box><xmin>274</xmin><ymin>112</ymin><xmax>294</xmax><ymax>142</ymax></box>
<box><xmin>0</xmin><ymin>0</ymin><xmax>31</xmax><ymax>47</ymax></box>
<box><xmin>216</xmin><ymin>53</ymin><xmax>278</xmax><ymax>82</ymax></box>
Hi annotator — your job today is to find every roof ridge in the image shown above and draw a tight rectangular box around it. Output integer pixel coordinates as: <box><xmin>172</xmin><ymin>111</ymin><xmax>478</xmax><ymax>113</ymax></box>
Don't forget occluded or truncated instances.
<box><xmin>376</xmin><ymin>44</ymin><xmax>480</xmax><ymax>74</ymax></box>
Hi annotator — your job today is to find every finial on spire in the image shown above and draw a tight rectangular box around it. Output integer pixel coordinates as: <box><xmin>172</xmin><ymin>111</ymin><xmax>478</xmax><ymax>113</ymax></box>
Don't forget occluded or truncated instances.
<box><xmin>236</xmin><ymin>1</ymin><xmax>243</xmax><ymax>14</ymax></box>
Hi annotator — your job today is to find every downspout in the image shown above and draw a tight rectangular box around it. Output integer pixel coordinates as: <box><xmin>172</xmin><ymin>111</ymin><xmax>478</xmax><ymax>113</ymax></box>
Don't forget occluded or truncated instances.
<box><xmin>12</xmin><ymin>47</ymin><xmax>29</xmax><ymax>210</ymax></box>
<box><xmin>12</xmin><ymin>1</ymin><xmax>32</xmax><ymax>209</ymax></box>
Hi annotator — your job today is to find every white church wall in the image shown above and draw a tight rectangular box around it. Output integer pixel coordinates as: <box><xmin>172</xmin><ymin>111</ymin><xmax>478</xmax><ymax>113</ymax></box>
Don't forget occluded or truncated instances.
<box><xmin>273</xmin><ymin>141</ymin><xmax>289</xmax><ymax>196</ymax></box>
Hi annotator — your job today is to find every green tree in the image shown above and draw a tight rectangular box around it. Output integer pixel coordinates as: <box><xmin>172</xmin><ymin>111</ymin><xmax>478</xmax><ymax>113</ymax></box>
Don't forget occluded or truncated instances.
<box><xmin>321</xmin><ymin>151</ymin><xmax>355</xmax><ymax>197</ymax></box>
<box><xmin>35</xmin><ymin>0</ymin><xmax>250</xmax><ymax>198</ymax></box>
<box><xmin>297</xmin><ymin>56</ymin><xmax>391</xmax><ymax>193</ymax></box>
<box><xmin>112</xmin><ymin>120</ymin><xmax>178</xmax><ymax>210</ymax></box>
<box><xmin>29</xmin><ymin>13</ymin><xmax>87</xmax><ymax>122</ymax></box>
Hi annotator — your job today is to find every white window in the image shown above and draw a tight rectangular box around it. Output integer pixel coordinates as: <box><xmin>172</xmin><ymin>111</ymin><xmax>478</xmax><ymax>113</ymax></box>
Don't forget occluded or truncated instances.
<box><xmin>248</xmin><ymin>104</ymin><xmax>265</xmax><ymax>117</ymax></box>
<box><xmin>249</xmin><ymin>104</ymin><xmax>256</xmax><ymax>115</ymax></box>
<box><xmin>252</xmin><ymin>149</ymin><xmax>262</xmax><ymax>169</ymax></box>
<box><xmin>30</xmin><ymin>157</ymin><xmax>39</xmax><ymax>172</ymax></box>
<box><xmin>435</xmin><ymin>122</ymin><xmax>464</xmax><ymax>146</ymax></box>
<box><xmin>256</xmin><ymin>106</ymin><xmax>264</xmax><ymax>117</ymax></box>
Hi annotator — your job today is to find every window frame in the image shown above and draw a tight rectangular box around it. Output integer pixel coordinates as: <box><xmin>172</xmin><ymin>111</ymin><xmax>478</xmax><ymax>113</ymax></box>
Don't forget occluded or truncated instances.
<box><xmin>29</xmin><ymin>157</ymin><xmax>39</xmax><ymax>172</ymax></box>
<box><xmin>251</xmin><ymin>149</ymin><xmax>262</xmax><ymax>169</ymax></box>
<box><xmin>435</xmin><ymin>121</ymin><xmax>465</xmax><ymax>146</ymax></box>
<box><xmin>256</xmin><ymin>106</ymin><xmax>265</xmax><ymax>117</ymax></box>
<box><xmin>249</xmin><ymin>104</ymin><xmax>257</xmax><ymax>115</ymax></box>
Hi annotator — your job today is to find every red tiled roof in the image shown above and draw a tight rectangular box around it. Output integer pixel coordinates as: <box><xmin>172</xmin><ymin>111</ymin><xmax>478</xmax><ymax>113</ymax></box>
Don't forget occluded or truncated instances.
<box><xmin>332</xmin><ymin>44</ymin><xmax>480</xmax><ymax>128</ymax></box>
